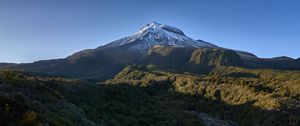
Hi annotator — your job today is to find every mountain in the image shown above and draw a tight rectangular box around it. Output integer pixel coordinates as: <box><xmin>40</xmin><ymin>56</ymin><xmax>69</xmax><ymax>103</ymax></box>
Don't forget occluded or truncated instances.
<box><xmin>242</xmin><ymin>56</ymin><xmax>300</xmax><ymax>70</ymax></box>
<box><xmin>1</xmin><ymin>22</ymin><xmax>299</xmax><ymax>126</ymax></box>
<box><xmin>0</xmin><ymin>22</ymin><xmax>221</xmax><ymax>80</ymax></box>
<box><xmin>66</xmin><ymin>22</ymin><xmax>219</xmax><ymax>65</ymax></box>
<box><xmin>1</xmin><ymin>22</ymin><xmax>300</xmax><ymax>80</ymax></box>
<box><xmin>103</xmin><ymin>22</ymin><xmax>217</xmax><ymax>52</ymax></box>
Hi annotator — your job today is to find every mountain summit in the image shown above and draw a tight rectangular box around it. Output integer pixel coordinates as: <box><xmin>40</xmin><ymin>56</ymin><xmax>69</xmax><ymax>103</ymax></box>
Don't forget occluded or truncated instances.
<box><xmin>103</xmin><ymin>22</ymin><xmax>217</xmax><ymax>52</ymax></box>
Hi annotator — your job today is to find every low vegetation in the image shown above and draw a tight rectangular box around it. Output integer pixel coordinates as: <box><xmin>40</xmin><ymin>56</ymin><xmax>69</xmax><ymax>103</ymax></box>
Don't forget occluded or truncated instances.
<box><xmin>1</xmin><ymin>65</ymin><xmax>300</xmax><ymax>126</ymax></box>
<box><xmin>107</xmin><ymin>65</ymin><xmax>300</xmax><ymax>126</ymax></box>
<box><xmin>0</xmin><ymin>70</ymin><xmax>203</xmax><ymax>126</ymax></box>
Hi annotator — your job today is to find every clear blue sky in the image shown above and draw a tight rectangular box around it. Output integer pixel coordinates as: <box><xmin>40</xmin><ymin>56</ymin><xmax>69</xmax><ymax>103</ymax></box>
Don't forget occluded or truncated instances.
<box><xmin>1</xmin><ymin>0</ymin><xmax>300</xmax><ymax>63</ymax></box>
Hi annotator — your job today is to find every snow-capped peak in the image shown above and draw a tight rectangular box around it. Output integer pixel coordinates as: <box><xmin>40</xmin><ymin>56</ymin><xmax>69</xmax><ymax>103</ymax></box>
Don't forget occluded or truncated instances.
<box><xmin>136</xmin><ymin>21</ymin><xmax>185</xmax><ymax>36</ymax></box>
<box><xmin>104</xmin><ymin>22</ymin><xmax>218</xmax><ymax>51</ymax></box>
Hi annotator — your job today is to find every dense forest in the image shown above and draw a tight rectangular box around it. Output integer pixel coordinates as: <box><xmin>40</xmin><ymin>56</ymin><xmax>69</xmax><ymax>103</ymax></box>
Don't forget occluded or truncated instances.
<box><xmin>0</xmin><ymin>65</ymin><xmax>300</xmax><ymax>126</ymax></box>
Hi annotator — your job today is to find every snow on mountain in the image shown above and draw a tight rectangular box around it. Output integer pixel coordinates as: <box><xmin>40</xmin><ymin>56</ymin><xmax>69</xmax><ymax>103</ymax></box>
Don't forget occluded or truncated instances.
<box><xmin>103</xmin><ymin>22</ymin><xmax>217</xmax><ymax>51</ymax></box>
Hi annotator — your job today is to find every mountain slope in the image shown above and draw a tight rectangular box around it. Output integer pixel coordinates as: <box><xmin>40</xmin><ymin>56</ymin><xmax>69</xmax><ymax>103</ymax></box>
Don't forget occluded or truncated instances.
<box><xmin>142</xmin><ymin>46</ymin><xmax>243</xmax><ymax>74</ymax></box>
<box><xmin>189</xmin><ymin>48</ymin><xmax>243</xmax><ymax>66</ymax></box>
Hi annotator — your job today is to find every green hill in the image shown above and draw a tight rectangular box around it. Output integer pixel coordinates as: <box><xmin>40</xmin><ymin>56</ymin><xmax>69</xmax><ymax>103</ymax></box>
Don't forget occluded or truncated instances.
<box><xmin>142</xmin><ymin>46</ymin><xmax>243</xmax><ymax>74</ymax></box>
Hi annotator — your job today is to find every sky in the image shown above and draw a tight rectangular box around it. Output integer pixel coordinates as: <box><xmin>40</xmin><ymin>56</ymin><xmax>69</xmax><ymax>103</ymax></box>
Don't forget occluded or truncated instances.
<box><xmin>0</xmin><ymin>0</ymin><xmax>300</xmax><ymax>63</ymax></box>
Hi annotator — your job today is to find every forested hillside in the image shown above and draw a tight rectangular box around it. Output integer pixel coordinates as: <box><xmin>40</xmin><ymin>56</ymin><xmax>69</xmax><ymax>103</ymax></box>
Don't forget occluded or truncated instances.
<box><xmin>1</xmin><ymin>65</ymin><xmax>300</xmax><ymax>126</ymax></box>
<box><xmin>108</xmin><ymin>65</ymin><xmax>300</xmax><ymax>126</ymax></box>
